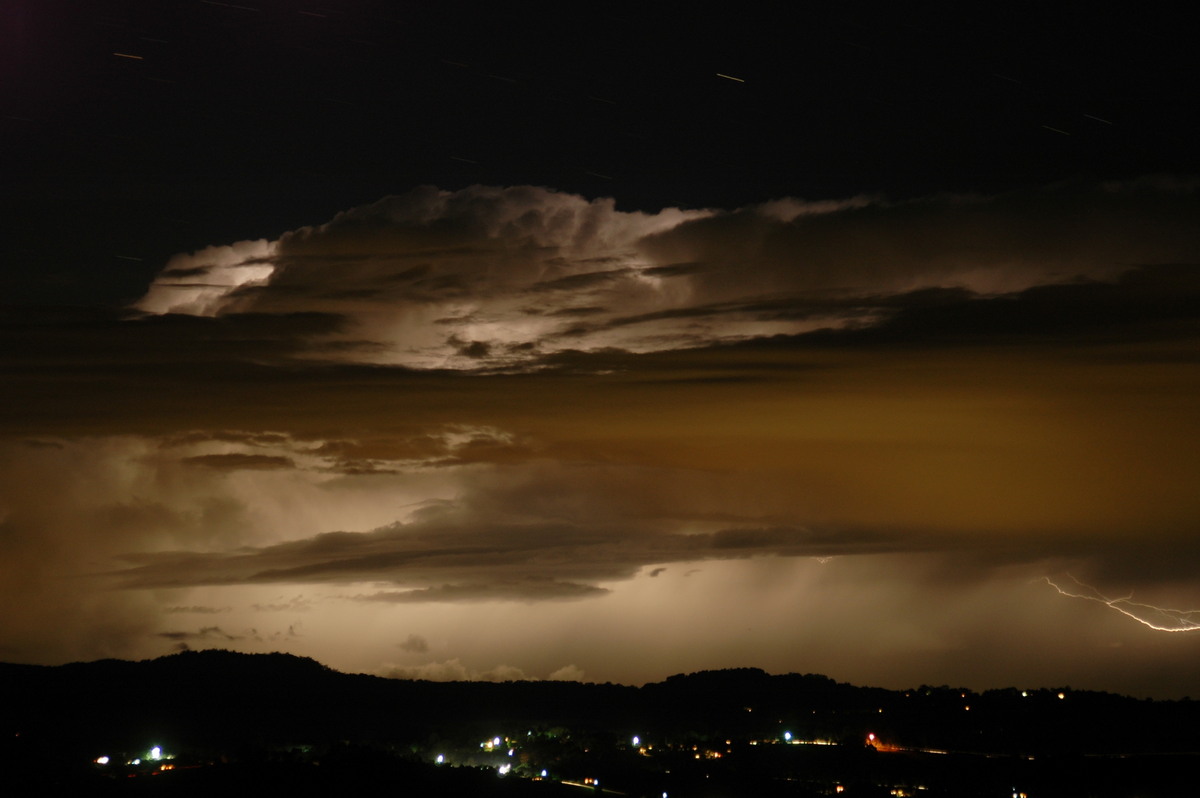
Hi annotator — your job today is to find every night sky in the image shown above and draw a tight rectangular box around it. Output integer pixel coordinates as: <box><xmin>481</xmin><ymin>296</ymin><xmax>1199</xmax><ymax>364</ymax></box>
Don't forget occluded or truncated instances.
<box><xmin>3</xmin><ymin>1</ymin><xmax>1199</xmax><ymax>698</ymax></box>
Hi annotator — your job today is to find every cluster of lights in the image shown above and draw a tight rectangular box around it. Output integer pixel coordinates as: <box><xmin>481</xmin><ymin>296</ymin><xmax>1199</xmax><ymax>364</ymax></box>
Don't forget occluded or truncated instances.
<box><xmin>93</xmin><ymin>745</ymin><xmax>174</xmax><ymax>770</ymax></box>
<box><xmin>773</xmin><ymin>731</ymin><xmax>835</xmax><ymax>747</ymax></box>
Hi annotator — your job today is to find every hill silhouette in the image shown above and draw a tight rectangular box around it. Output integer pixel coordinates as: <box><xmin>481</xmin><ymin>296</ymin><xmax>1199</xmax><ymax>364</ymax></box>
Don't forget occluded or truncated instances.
<box><xmin>3</xmin><ymin>651</ymin><xmax>1199</xmax><ymax>796</ymax></box>
<box><xmin>5</xmin><ymin>650</ymin><xmax>1200</xmax><ymax>754</ymax></box>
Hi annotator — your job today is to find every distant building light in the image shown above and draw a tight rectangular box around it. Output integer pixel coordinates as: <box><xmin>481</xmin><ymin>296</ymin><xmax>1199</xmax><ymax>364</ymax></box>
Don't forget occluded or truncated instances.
<box><xmin>508</xmin><ymin>748</ymin><xmax>514</xmax><ymax>756</ymax></box>
<box><xmin>541</xmin><ymin>769</ymin><xmax>548</xmax><ymax>778</ymax></box>
<box><xmin>783</xmin><ymin>731</ymin><xmax>792</xmax><ymax>742</ymax></box>
<box><xmin>498</xmin><ymin>763</ymin><xmax>511</xmax><ymax>775</ymax></box>
<box><xmin>131</xmin><ymin>759</ymin><xmax>141</xmax><ymax>766</ymax></box>
<box><xmin>632</xmin><ymin>735</ymin><xmax>640</xmax><ymax>747</ymax></box>
<box><xmin>150</xmin><ymin>746</ymin><xmax>162</xmax><ymax>761</ymax></box>
<box><xmin>494</xmin><ymin>736</ymin><xmax>502</xmax><ymax>747</ymax></box>
<box><xmin>436</xmin><ymin>754</ymin><xmax>444</xmax><ymax>764</ymax></box>
<box><xmin>1057</xmin><ymin>692</ymin><xmax>1065</xmax><ymax>700</ymax></box>
<box><xmin>95</xmin><ymin>756</ymin><xmax>110</xmax><ymax>765</ymax></box>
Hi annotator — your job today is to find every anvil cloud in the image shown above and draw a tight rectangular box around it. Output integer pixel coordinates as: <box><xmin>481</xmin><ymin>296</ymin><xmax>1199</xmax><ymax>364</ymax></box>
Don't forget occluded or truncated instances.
<box><xmin>135</xmin><ymin>182</ymin><xmax>1200</xmax><ymax>368</ymax></box>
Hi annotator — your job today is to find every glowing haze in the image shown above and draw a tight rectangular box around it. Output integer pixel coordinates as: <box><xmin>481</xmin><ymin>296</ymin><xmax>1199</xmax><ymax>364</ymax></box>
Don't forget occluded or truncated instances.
<box><xmin>4</xmin><ymin>181</ymin><xmax>1200</xmax><ymax>698</ymax></box>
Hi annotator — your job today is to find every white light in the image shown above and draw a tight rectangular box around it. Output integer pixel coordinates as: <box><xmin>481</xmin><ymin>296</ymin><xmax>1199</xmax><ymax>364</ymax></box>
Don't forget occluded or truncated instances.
<box><xmin>632</xmin><ymin>736</ymin><xmax>640</xmax><ymax>747</ymax></box>
<box><xmin>436</xmin><ymin>754</ymin><xmax>444</xmax><ymax>764</ymax></box>
<box><xmin>541</xmin><ymin>770</ymin><xmax>548</xmax><ymax>778</ymax></box>
<box><xmin>132</xmin><ymin>759</ymin><xmax>141</xmax><ymax>766</ymax></box>
<box><xmin>498</xmin><ymin>763</ymin><xmax>511</xmax><ymax>775</ymax></box>
<box><xmin>95</xmin><ymin>756</ymin><xmax>110</xmax><ymax>765</ymax></box>
<box><xmin>493</xmin><ymin>736</ymin><xmax>502</xmax><ymax>747</ymax></box>
<box><xmin>783</xmin><ymin>731</ymin><xmax>792</xmax><ymax>741</ymax></box>
<box><xmin>150</xmin><ymin>746</ymin><xmax>162</xmax><ymax>761</ymax></box>
<box><xmin>508</xmin><ymin>748</ymin><xmax>514</xmax><ymax>757</ymax></box>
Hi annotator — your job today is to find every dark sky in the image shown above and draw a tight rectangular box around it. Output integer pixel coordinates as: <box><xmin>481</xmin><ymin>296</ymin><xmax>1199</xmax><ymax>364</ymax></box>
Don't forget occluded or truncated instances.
<box><xmin>2</xmin><ymin>1</ymin><xmax>1199</xmax><ymax>697</ymax></box>
<box><xmin>6</xmin><ymin>0</ymin><xmax>1197</xmax><ymax>303</ymax></box>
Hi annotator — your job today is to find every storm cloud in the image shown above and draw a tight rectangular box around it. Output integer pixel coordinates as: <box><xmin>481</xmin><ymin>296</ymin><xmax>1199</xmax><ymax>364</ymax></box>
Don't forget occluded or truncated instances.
<box><xmin>134</xmin><ymin>182</ymin><xmax>1200</xmax><ymax>369</ymax></box>
<box><xmin>2</xmin><ymin>181</ymin><xmax>1199</xmax><ymax>697</ymax></box>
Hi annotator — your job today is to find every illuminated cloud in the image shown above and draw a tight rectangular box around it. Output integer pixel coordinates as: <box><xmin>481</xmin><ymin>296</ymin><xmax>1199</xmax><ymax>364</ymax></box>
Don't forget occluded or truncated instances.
<box><xmin>102</xmin><ymin>454</ymin><xmax>929</xmax><ymax>597</ymax></box>
<box><xmin>548</xmin><ymin>664</ymin><xmax>586</xmax><ymax>682</ymax></box>
<box><xmin>182</xmin><ymin>453</ymin><xmax>296</xmax><ymax>471</ymax></box>
<box><xmin>398</xmin><ymin>634</ymin><xmax>430</xmax><ymax>653</ymax></box>
<box><xmin>379</xmin><ymin>658</ymin><xmax>530</xmax><ymax>683</ymax></box>
<box><xmin>4</xmin><ymin>180</ymin><xmax>1200</xmax><ymax>697</ymax></box>
<box><xmin>352</xmin><ymin>580</ymin><xmax>611</xmax><ymax>603</ymax></box>
<box><xmin>252</xmin><ymin>596</ymin><xmax>312</xmax><ymax>613</ymax></box>
<box><xmin>133</xmin><ymin>182</ymin><xmax>1200</xmax><ymax>369</ymax></box>
<box><xmin>156</xmin><ymin>626</ymin><xmax>241</xmax><ymax>642</ymax></box>
<box><xmin>135</xmin><ymin>240</ymin><xmax>277</xmax><ymax>316</ymax></box>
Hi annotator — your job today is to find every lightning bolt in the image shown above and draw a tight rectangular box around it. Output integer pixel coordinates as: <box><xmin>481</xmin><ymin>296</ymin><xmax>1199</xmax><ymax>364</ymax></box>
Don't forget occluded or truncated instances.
<box><xmin>1044</xmin><ymin>575</ymin><xmax>1200</xmax><ymax>632</ymax></box>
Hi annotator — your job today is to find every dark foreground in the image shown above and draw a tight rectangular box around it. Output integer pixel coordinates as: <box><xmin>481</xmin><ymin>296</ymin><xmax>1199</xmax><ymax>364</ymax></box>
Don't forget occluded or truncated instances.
<box><xmin>4</xmin><ymin>651</ymin><xmax>1198</xmax><ymax>797</ymax></box>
